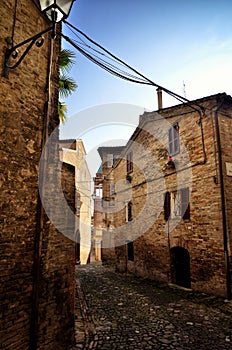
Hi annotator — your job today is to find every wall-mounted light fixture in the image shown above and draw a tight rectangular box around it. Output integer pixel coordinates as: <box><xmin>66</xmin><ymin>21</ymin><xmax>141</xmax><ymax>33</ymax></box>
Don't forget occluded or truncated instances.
<box><xmin>40</xmin><ymin>0</ymin><xmax>75</xmax><ymax>22</ymax></box>
<box><xmin>3</xmin><ymin>0</ymin><xmax>75</xmax><ymax>77</ymax></box>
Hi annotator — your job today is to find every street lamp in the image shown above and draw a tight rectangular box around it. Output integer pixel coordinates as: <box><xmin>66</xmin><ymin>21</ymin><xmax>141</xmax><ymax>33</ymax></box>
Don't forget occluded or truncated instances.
<box><xmin>3</xmin><ymin>0</ymin><xmax>75</xmax><ymax>77</ymax></box>
<box><xmin>40</xmin><ymin>0</ymin><xmax>75</xmax><ymax>23</ymax></box>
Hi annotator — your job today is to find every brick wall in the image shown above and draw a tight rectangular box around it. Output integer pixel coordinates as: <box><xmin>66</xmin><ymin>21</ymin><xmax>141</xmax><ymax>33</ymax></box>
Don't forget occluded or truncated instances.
<box><xmin>96</xmin><ymin>147</ymin><xmax>125</xmax><ymax>264</ymax></box>
<box><xmin>0</xmin><ymin>1</ymin><xmax>75</xmax><ymax>349</ymax></box>
<box><xmin>60</xmin><ymin>140</ymin><xmax>92</xmax><ymax>265</ymax></box>
<box><xmin>103</xmin><ymin>94</ymin><xmax>232</xmax><ymax>298</ymax></box>
<box><xmin>217</xmin><ymin>103</ymin><xmax>232</xmax><ymax>296</ymax></box>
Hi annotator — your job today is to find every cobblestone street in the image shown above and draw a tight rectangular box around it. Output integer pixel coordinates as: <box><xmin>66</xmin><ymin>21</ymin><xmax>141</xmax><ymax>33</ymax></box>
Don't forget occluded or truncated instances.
<box><xmin>74</xmin><ymin>264</ymin><xmax>232</xmax><ymax>350</ymax></box>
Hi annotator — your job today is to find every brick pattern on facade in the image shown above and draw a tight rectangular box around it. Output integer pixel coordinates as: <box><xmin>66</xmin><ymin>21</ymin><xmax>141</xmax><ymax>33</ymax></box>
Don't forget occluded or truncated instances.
<box><xmin>0</xmin><ymin>1</ymin><xmax>76</xmax><ymax>349</ymax></box>
<box><xmin>60</xmin><ymin>139</ymin><xmax>92</xmax><ymax>265</ymax></box>
<box><xmin>97</xmin><ymin>94</ymin><xmax>232</xmax><ymax>298</ymax></box>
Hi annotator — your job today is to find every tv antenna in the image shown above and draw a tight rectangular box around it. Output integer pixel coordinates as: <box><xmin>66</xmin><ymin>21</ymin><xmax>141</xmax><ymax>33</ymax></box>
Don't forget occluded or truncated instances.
<box><xmin>183</xmin><ymin>80</ymin><xmax>187</xmax><ymax>98</ymax></box>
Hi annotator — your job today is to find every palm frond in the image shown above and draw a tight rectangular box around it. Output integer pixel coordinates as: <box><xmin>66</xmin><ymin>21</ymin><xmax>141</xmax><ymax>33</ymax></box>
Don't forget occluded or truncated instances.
<box><xmin>59</xmin><ymin>75</ymin><xmax>77</xmax><ymax>98</ymax></box>
<box><xmin>58</xmin><ymin>49</ymin><xmax>77</xmax><ymax>123</ymax></box>
<box><xmin>58</xmin><ymin>101</ymin><xmax>68</xmax><ymax>123</ymax></box>
<box><xmin>60</xmin><ymin>49</ymin><xmax>76</xmax><ymax>74</ymax></box>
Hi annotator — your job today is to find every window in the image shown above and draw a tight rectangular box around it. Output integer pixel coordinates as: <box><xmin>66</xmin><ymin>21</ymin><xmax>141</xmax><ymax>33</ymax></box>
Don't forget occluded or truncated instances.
<box><xmin>128</xmin><ymin>201</ymin><xmax>133</xmax><ymax>221</ymax></box>
<box><xmin>171</xmin><ymin>191</ymin><xmax>181</xmax><ymax>217</ymax></box>
<box><xmin>164</xmin><ymin>188</ymin><xmax>190</xmax><ymax>221</ymax></box>
<box><xmin>181</xmin><ymin>188</ymin><xmax>190</xmax><ymax>220</ymax></box>
<box><xmin>126</xmin><ymin>201</ymin><xmax>133</xmax><ymax>222</ymax></box>
<box><xmin>127</xmin><ymin>241</ymin><xmax>134</xmax><ymax>261</ymax></box>
<box><xmin>110</xmin><ymin>183</ymin><xmax>115</xmax><ymax>198</ymax></box>
<box><xmin>168</xmin><ymin>124</ymin><xmax>180</xmax><ymax>156</ymax></box>
<box><xmin>164</xmin><ymin>192</ymin><xmax>171</xmax><ymax>221</ymax></box>
<box><xmin>126</xmin><ymin>151</ymin><xmax>133</xmax><ymax>173</ymax></box>
<box><xmin>113</xmin><ymin>153</ymin><xmax>120</xmax><ymax>165</ymax></box>
<box><xmin>107</xmin><ymin>154</ymin><xmax>113</xmax><ymax>168</ymax></box>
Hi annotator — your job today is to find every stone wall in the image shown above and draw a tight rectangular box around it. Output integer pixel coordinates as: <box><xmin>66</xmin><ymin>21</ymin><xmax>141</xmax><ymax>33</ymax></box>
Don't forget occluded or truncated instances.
<box><xmin>96</xmin><ymin>147</ymin><xmax>125</xmax><ymax>264</ymax></box>
<box><xmin>104</xmin><ymin>94</ymin><xmax>232</xmax><ymax>298</ymax></box>
<box><xmin>217</xmin><ymin>103</ymin><xmax>232</xmax><ymax>296</ymax></box>
<box><xmin>60</xmin><ymin>140</ymin><xmax>92</xmax><ymax>265</ymax></box>
<box><xmin>0</xmin><ymin>1</ymin><xmax>75</xmax><ymax>349</ymax></box>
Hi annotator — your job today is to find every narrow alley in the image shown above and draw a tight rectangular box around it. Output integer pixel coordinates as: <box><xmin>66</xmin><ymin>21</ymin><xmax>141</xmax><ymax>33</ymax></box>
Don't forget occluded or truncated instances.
<box><xmin>73</xmin><ymin>264</ymin><xmax>232</xmax><ymax>350</ymax></box>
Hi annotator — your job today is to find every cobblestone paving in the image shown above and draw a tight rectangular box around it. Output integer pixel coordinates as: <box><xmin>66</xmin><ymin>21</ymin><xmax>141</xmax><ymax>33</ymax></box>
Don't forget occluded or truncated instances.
<box><xmin>74</xmin><ymin>263</ymin><xmax>232</xmax><ymax>350</ymax></box>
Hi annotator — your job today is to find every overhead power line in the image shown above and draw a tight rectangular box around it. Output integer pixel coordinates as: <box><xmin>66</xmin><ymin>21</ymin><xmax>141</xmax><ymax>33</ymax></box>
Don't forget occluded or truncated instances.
<box><xmin>61</xmin><ymin>21</ymin><xmax>205</xmax><ymax>111</ymax></box>
<box><xmin>60</xmin><ymin>37</ymin><xmax>152</xmax><ymax>84</ymax></box>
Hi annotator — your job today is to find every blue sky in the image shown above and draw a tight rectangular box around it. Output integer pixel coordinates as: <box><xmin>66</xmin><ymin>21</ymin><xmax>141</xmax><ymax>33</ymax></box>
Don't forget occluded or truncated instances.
<box><xmin>60</xmin><ymin>0</ymin><xmax>232</xmax><ymax>175</ymax></box>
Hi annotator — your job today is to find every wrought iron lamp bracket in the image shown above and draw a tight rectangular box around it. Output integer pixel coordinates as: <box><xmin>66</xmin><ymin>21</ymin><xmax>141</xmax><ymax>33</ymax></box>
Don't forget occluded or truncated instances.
<box><xmin>3</xmin><ymin>25</ymin><xmax>54</xmax><ymax>77</ymax></box>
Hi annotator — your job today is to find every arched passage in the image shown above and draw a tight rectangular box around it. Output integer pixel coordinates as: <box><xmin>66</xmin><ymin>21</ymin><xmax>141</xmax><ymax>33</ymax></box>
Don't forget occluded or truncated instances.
<box><xmin>170</xmin><ymin>246</ymin><xmax>191</xmax><ymax>288</ymax></box>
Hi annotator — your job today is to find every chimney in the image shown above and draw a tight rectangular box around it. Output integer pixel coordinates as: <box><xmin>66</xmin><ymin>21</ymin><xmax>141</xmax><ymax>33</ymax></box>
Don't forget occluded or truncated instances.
<box><xmin>157</xmin><ymin>88</ymin><xmax>163</xmax><ymax>110</ymax></box>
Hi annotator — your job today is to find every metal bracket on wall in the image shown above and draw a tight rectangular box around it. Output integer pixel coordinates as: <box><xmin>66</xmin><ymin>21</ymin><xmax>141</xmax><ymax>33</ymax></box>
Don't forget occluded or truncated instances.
<box><xmin>3</xmin><ymin>26</ymin><xmax>54</xmax><ymax>78</ymax></box>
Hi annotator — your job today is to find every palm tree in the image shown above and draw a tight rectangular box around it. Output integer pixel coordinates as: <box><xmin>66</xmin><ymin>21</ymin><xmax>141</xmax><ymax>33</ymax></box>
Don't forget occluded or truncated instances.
<box><xmin>58</xmin><ymin>101</ymin><xmax>67</xmax><ymax>124</ymax></box>
<box><xmin>59</xmin><ymin>49</ymin><xmax>77</xmax><ymax>123</ymax></box>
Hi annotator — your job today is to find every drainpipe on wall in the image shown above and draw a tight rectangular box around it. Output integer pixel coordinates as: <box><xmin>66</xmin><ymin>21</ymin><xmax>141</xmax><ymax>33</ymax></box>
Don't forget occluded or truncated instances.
<box><xmin>30</xmin><ymin>34</ymin><xmax>56</xmax><ymax>348</ymax></box>
<box><xmin>214</xmin><ymin>111</ymin><xmax>231</xmax><ymax>300</ymax></box>
<box><xmin>167</xmin><ymin>217</ymin><xmax>172</xmax><ymax>282</ymax></box>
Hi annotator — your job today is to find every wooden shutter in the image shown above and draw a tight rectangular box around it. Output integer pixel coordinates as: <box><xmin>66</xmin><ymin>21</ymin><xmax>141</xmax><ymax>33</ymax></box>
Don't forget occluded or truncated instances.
<box><xmin>181</xmin><ymin>188</ymin><xmax>190</xmax><ymax>220</ymax></box>
<box><xmin>128</xmin><ymin>201</ymin><xmax>133</xmax><ymax>221</ymax></box>
<box><xmin>168</xmin><ymin>124</ymin><xmax>180</xmax><ymax>156</ymax></box>
<box><xmin>164</xmin><ymin>192</ymin><xmax>171</xmax><ymax>221</ymax></box>
<box><xmin>168</xmin><ymin>128</ymin><xmax>174</xmax><ymax>156</ymax></box>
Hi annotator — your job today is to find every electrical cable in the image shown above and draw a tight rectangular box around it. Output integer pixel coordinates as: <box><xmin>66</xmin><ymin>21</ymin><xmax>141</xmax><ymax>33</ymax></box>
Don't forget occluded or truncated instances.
<box><xmin>60</xmin><ymin>32</ymin><xmax>153</xmax><ymax>85</ymax></box>
<box><xmin>60</xmin><ymin>30</ymin><xmax>151</xmax><ymax>84</ymax></box>
<box><xmin>59</xmin><ymin>24</ymin><xmax>231</xmax><ymax>194</ymax></box>
<box><xmin>74</xmin><ymin>43</ymin><xmax>150</xmax><ymax>83</ymax></box>
<box><xmin>63</xmin><ymin>20</ymin><xmax>205</xmax><ymax>112</ymax></box>
<box><xmin>64</xmin><ymin>23</ymin><xmax>147</xmax><ymax>74</ymax></box>
<box><xmin>62</xmin><ymin>22</ymin><xmax>158</xmax><ymax>85</ymax></box>
<box><xmin>64</xmin><ymin>24</ymin><xmax>88</xmax><ymax>47</ymax></box>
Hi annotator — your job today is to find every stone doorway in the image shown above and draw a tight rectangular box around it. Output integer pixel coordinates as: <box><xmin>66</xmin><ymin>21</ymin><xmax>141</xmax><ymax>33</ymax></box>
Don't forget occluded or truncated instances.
<box><xmin>170</xmin><ymin>246</ymin><xmax>191</xmax><ymax>288</ymax></box>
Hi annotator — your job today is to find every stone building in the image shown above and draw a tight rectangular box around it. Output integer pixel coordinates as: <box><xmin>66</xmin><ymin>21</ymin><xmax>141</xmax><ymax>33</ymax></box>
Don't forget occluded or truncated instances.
<box><xmin>99</xmin><ymin>93</ymin><xmax>232</xmax><ymax>299</ymax></box>
<box><xmin>60</xmin><ymin>139</ymin><xmax>92</xmax><ymax>265</ymax></box>
<box><xmin>0</xmin><ymin>1</ymin><xmax>76</xmax><ymax>349</ymax></box>
<box><xmin>93</xmin><ymin>146</ymin><xmax>125</xmax><ymax>264</ymax></box>
<box><xmin>93</xmin><ymin>166</ymin><xmax>104</xmax><ymax>262</ymax></box>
